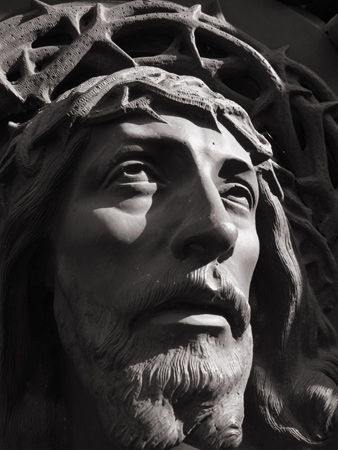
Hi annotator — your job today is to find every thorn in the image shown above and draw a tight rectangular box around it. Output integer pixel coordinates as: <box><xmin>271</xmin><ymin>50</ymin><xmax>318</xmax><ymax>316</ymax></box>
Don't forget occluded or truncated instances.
<box><xmin>31</xmin><ymin>0</ymin><xmax>55</xmax><ymax>14</ymax></box>
<box><xmin>120</xmin><ymin>91</ymin><xmax>165</xmax><ymax>122</ymax></box>
<box><xmin>102</xmin><ymin>38</ymin><xmax>136</xmax><ymax>65</ymax></box>
<box><xmin>185</xmin><ymin>28</ymin><xmax>203</xmax><ymax>67</ymax></box>
<box><xmin>63</xmin><ymin>11</ymin><xmax>81</xmax><ymax>35</ymax></box>
<box><xmin>120</xmin><ymin>86</ymin><xmax>130</xmax><ymax>108</ymax></box>
<box><xmin>21</xmin><ymin>48</ymin><xmax>35</xmax><ymax>76</ymax></box>
<box><xmin>136</xmin><ymin>102</ymin><xmax>166</xmax><ymax>122</ymax></box>
<box><xmin>188</xmin><ymin>4</ymin><xmax>202</xmax><ymax>20</ymax></box>
<box><xmin>95</xmin><ymin>2</ymin><xmax>107</xmax><ymax>23</ymax></box>
<box><xmin>7</xmin><ymin>121</ymin><xmax>20</xmax><ymax>130</ymax></box>
<box><xmin>210</xmin><ymin>0</ymin><xmax>227</xmax><ymax>24</ymax></box>
<box><xmin>315</xmin><ymin>101</ymin><xmax>338</xmax><ymax>114</ymax></box>
<box><xmin>274</xmin><ymin>45</ymin><xmax>290</xmax><ymax>56</ymax></box>
<box><xmin>284</xmin><ymin>82</ymin><xmax>313</xmax><ymax>97</ymax></box>
<box><xmin>262</xmin><ymin>46</ymin><xmax>290</xmax><ymax>66</ymax></box>
<box><xmin>25</xmin><ymin>89</ymin><xmax>49</xmax><ymax>108</ymax></box>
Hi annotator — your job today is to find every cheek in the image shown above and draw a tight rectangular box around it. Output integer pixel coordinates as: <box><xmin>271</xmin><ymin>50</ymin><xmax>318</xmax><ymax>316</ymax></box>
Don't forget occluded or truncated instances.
<box><xmin>58</xmin><ymin>199</ymin><xmax>150</xmax><ymax>252</ymax></box>
<box><xmin>245</xmin><ymin>230</ymin><xmax>260</xmax><ymax>273</ymax></box>
<box><xmin>55</xmin><ymin>203</ymin><xmax>150</xmax><ymax>290</ymax></box>
<box><xmin>232</xmin><ymin>230</ymin><xmax>260</xmax><ymax>297</ymax></box>
<box><xmin>94</xmin><ymin>208</ymin><xmax>147</xmax><ymax>244</ymax></box>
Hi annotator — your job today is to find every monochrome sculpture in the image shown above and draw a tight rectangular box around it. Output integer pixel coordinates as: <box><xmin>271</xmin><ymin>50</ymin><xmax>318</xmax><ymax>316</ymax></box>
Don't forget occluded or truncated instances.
<box><xmin>0</xmin><ymin>1</ymin><xmax>338</xmax><ymax>449</ymax></box>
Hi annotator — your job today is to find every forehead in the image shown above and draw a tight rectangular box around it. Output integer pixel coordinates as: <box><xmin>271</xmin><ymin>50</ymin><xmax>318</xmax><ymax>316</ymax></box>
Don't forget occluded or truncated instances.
<box><xmin>87</xmin><ymin>112</ymin><xmax>254</xmax><ymax>168</ymax></box>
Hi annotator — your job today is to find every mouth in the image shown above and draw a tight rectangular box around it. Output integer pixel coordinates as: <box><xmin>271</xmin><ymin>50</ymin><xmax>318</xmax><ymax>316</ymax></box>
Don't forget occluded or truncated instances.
<box><xmin>145</xmin><ymin>299</ymin><xmax>229</xmax><ymax>328</ymax></box>
<box><xmin>133</xmin><ymin>284</ymin><xmax>250</xmax><ymax>339</ymax></box>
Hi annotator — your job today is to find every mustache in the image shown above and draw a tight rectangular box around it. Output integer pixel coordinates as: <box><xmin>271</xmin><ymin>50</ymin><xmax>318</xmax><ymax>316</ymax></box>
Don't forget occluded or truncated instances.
<box><xmin>123</xmin><ymin>264</ymin><xmax>250</xmax><ymax>339</ymax></box>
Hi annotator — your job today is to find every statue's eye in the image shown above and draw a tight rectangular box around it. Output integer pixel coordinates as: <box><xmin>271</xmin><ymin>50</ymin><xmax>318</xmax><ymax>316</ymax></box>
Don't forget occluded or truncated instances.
<box><xmin>222</xmin><ymin>184</ymin><xmax>254</xmax><ymax>210</ymax></box>
<box><xmin>116</xmin><ymin>161</ymin><xmax>154</xmax><ymax>182</ymax></box>
<box><xmin>102</xmin><ymin>159</ymin><xmax>162</xmax><ymax>189</ymax></box>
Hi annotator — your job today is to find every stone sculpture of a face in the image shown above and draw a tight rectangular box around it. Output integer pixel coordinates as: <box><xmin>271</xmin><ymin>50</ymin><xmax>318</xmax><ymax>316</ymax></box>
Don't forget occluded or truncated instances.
<box><xmin>1</xmin><ymin>65</ymin><xmax>338</xmax><ymax>450</ymax></box>
<box><xmin>54</xmin><ymin>110</ymin><xmax>259</xmax><ymax>449</ymax></box>
<box><xmin>0</xmin><ymin>66</ymin><xmax>272</xmax><ymax>450</ymax></box>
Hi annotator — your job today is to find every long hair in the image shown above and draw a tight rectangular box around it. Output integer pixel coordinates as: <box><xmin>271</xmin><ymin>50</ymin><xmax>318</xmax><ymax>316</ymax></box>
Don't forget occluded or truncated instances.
<box><xmin>0</xmin><ymin>71</ymin><xmax>337</xmax><ymax>450</ymax></box>
<box><xmin>244</xmin><ymin>171</ymin><xmax>338</xmax><ymax>449</ymax></box>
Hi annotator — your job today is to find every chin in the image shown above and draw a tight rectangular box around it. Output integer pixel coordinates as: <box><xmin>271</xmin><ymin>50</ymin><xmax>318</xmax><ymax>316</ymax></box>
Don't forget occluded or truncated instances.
<box><xmin>55</xmin><ymin>287</ymin><xmax>253</xmax><ymax>450</ymax></box>
<box><xmin>91</xmin><ymin>330</ymin><xmax>252</xmax><ymax>450</ymax></box>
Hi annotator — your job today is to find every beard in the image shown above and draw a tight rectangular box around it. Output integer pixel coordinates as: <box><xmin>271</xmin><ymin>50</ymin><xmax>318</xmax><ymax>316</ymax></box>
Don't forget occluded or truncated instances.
<box><xmin>54</xmin><ymin>266</ymin><xmax>253</xmax><ymax>450</ymax></box>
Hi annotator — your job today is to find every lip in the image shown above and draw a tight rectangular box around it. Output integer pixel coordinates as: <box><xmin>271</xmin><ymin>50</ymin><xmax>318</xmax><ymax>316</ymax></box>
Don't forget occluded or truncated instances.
<box><xmin>145</xmin><ymin>300</ymin><xmax>230</xmax><ymax>328</ymax></box>
<box><xmin>133</xmin><ymin>283</ymin><xmax>250</xmax><ymax>339</ymax></box>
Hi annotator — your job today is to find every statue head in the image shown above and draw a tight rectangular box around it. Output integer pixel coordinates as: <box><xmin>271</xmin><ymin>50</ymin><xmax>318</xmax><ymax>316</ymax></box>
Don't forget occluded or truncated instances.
<box><xmin>1</xmin><ymin>2</ymin><xmax>338</xmax><ymax>450</ymax></box>
<box><xmin>0</xmin><ymin>66</ymin><xmax>269</xmax><ymax>448</ymax></box>
<box><xmin>0</xmin><ymin>64</ymin><xmax>335</xmax><ymax>450</ymax></box>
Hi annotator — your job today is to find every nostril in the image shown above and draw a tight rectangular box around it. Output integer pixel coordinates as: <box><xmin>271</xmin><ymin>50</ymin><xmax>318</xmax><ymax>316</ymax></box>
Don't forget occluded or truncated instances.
<box><xmin>217</xmin><ymin>246</ymin><xmax>234</xmax><ymax>263</ymax></box>
<box><xmin>187</xmin><ymin>242</ymin><xmax>205</xmax><ymax>253</ymax></box>
<box><xmin>171</xmin><ymin>222</ymin><xmax>239</xmax><ymax>262</ymax></box>
<box><xmin>180</xmin><ymin>237</ymin><xmax>229</xmax><ymax>262</ymax></box>
<box><xmin>177</xmin><ymin>241</ymin><xmax>206</xmax><ymax>260</ymax></box>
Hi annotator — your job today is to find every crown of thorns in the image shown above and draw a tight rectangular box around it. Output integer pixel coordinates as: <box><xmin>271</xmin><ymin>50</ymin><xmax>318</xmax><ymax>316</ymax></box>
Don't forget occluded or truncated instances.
<box><xmin>3</xmin><ymin>66</ymin><xmax>273</xmax><ymax>179</ymax></box>
<box><xmin>0</xmin><ymin>0</ymin><xmax>282</xmax><ymax>123</ymax></box>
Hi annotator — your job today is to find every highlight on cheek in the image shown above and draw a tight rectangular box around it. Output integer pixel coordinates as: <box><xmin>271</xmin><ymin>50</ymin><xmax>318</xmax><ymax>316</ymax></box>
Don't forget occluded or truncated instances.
<box><xmin>93</xmin><ymin>206</ymin><xmax>149</xmax><ymax>243</ymax></box>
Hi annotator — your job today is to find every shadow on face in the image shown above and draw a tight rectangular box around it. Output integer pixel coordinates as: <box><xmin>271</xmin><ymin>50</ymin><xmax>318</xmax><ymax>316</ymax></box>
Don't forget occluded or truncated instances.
<box><xmin>53</xmin><ymin>111</ymin><xmax>259</xmax><ymax>340</ymax></box>
<box><xmin>49</xmin><ymin>110</ymin><xmax>260</xmax><ymax>450</ymax></box>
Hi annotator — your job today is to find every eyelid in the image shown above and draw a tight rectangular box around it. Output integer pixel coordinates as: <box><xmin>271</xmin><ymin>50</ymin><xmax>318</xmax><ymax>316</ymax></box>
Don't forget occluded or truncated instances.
<box><xmin>106</xmin><ymin>145</ymin><xmax>147</xmax><ymax>167</ymax></box>
<box><xmin>100</xmin><ymin>147</ymin><xmax>166</xmax><ymax>189</ymax></box>
<box><xmin>220</xmin><ymin>181</ymin><xmax>256</xmax><ymax>209</ymax></box>
<box><xmin>233</xmin><ymin>177</ymin><xmax>257</xmax><ymax>206</ymax></box>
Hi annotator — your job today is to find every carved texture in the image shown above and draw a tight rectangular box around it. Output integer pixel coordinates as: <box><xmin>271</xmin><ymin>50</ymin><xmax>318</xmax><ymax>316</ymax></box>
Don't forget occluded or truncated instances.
<box><xmin>0</xmin><ymin>0</ymin><xmax>338</xmax><ymax>312</ymax></box>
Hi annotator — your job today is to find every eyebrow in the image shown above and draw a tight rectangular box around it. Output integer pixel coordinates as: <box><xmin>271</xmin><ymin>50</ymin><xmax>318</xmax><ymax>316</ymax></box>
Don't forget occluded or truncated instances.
<box><xmin>116</xmin><ymin>133</ymin><xmax>255</xmax><ymax>166</ymax></box>
<box><xmin>117</xmin><ymin>134</ymin><xmax>191</xmax><ymax>149</ymax></box>
<box><xmin>110</xmin><ymin>134</ymin><xmax>198</xmax><ymax>165</ymax></box>
<box><xmin>95</xmin><ymin>129</ymin><xmax>257</xmax><ymax>181</ymax></box>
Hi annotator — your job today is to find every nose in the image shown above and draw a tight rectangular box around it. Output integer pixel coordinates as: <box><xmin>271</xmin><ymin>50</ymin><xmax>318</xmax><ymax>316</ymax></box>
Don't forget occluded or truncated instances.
<box><xmin>170</xmin><ymin>179</ymin><xmax>238</xmax><ymax>262</ymax></box>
